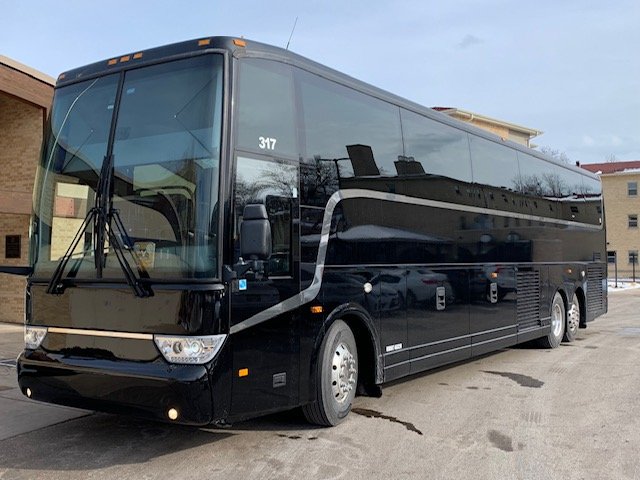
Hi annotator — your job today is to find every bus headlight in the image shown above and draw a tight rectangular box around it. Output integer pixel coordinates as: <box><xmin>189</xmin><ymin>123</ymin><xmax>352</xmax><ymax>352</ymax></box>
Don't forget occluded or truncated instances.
<box><xmin>25</xmin><ymin>326</ymin><xmax>48</xmax><ymax>349</ymax></box>
<box><xmin>153</xmin><ymin>334</ymin><xmax>227</xmax><ymax>364</ymax></box>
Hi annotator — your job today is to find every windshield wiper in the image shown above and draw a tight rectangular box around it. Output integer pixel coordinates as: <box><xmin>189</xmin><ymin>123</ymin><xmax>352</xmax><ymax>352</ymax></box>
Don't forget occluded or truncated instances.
<box><xmin>47</xmin><ymin>154</ymin><xmax>153</xmax><ymax>297</ymax></box>
<box><xmin>46</xmin><ymin>206</ymin><xmax>99</xmax><ymax>294</ymax></box>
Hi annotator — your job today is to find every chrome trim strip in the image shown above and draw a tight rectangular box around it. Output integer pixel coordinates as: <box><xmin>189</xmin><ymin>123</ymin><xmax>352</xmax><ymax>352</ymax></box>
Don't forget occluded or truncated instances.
<box><xmin>230</xmin><ymin>188</ymin><xmax>600</xmax><ymax>334</ymax></box>
<box><xmin>385</xmin><ymin>332</ymin><xmax>519</xmax><ymax>370</ymax></box>
<box><xmin>518</xmin><ymin>325</ymin><xmax>549</xmax><ymax>333</ymax></box>
<box><xmin>47</xmin><ymin>327</ymin><xmax>153</xmax><ymax>340</ymax></box>
<box><xmin>385</xmin><ymin>344</ymin><xmax>472</xmax><ymax>369</ymax></box>
<box><xmin>384</xmin><ymin>324</ymin><xmax>518</xmax><ymax>357</ymax></box>
<box><xmin>471</xmin><ymin>333</ymin><xmax>518</xmax><ymax>347</ymax></box>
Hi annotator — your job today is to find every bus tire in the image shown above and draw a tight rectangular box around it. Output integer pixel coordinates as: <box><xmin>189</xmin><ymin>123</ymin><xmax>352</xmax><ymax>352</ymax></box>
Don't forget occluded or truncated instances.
<box><xmin>538</xmin><ymin>292</ymin><xmax>565</xmax><ymax>348</ymax></box>
<box><xmin>564</xmin><ymin>295</ymin><xmax>580</xmax><ymax>342</ymax></box>
<box><xmin>302</xmin><ymin>320</ymin><xmax>358</xmax><ymax>426</ymax></box>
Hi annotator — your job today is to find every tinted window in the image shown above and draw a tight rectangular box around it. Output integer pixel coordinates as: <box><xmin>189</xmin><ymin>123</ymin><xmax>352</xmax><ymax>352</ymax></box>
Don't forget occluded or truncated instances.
<box><xmin>236</xmin><ymin>59</ymin><xmax>297</xmax><ymax>157</ymax></box>
<box><xmin>469</xmin><ymin>136</ymin><xmax>519</xmax><ymax>190</ymax></box>
<box><xmin>234</xmin><ymin>156</ymin><xmax>297</xmax><ymax>276</ymax></box>
<box><xmin>581</xmin><ymin>175</ymin><xmax>602</xmax><ymax>196</ymax></box>
<box><xmin>554</xmin><ymin>166</ymin><xmax>582</xmax><ymax>197</ymax></box>
<box><xmin>401</xmin><ymin>109</ymin><xmax>472</xmax><ymax>182</ymax></box>
<box><xmin>517</xmin><ymin>152</ymin><xmax>548</xmax><ymax>196</ymax></box>
<box><xmin>518</xmin><ymin>153</ymin><xmax>583</xmax><ymax>199</ymax></box>
<box><xmin>298</xmin><ymin>69</ymin><xmax>402</xmax><ymax>177</ymax></box>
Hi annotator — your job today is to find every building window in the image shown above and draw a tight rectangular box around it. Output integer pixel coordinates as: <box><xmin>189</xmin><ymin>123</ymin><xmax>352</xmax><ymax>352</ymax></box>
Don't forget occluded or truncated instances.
<box><xmin>607</xmin><ymin>251</ymin><xmax>616</xmax><ymax>264</ymax></box>
<box><xmin>629</xmin><ymin>215</ymin><xmax>638</xmax><ymax>228</ymax></box>
<box><xmin>5</xmin><ymin>235</ymin><xmax>21</xmax><ymax>259</ymax></box>
<box><xmin>629</xmin><ymin>250</ymin><xmax>638</xmax><ymax>265</ymax></box>
<box><xmin>629</xmin><ymin>182</ymin><xmax>638</xmax><ymax>196</ymax></box>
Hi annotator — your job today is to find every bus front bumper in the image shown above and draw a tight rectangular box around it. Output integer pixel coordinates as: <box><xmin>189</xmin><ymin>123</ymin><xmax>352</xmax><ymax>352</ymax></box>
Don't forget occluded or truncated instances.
<box><xmin>17</xmin><ymin>350</ymin><xmax>213</xmax><ymax>425</ymax></box>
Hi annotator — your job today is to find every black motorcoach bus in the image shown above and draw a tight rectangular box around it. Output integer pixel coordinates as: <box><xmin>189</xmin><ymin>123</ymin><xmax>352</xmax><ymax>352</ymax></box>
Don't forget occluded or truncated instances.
<box><xmin>4</xmin><ymin>37</ymin><xmax>606</xmax><ymax>426</ymax></box>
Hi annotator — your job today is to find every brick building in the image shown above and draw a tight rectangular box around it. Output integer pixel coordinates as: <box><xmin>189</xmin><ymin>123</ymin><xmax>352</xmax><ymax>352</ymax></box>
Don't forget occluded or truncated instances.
<box><xmin>581</xmin><ymin>161</ymin><xmax>640</xmax><ymax>280</ymax></box>
<box><xmin>0</xmin><ymin>56</ymin><xmax>54</xmax><ymax>323</ymax></box>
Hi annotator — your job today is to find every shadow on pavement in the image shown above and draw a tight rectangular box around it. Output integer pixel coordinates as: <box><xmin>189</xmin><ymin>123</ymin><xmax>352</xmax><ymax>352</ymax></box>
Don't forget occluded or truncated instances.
<box><xmin>0</xmin><ymin>413</ymin><xmax>233</xmax><ymax>472</ymax></box>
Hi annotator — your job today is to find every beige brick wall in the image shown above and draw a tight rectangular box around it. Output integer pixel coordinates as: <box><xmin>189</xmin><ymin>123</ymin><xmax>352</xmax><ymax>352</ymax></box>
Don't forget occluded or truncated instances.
<box><xmin>0</xmin><ymin>94</ymin><xmax>41</xmax><ymax>194</ymax></box>
<box><xmin>0</xmin><ymin>94</ymin><xmax>43</xmax><ymax>323</ymax></box>
<box><xmin>601</xmin><ymin>173</ymin><xmax>640</xmax><ymax>280</ymax></box>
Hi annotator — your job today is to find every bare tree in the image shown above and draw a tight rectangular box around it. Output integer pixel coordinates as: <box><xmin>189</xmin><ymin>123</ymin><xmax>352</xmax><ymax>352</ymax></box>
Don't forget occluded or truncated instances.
<box><xmin>539</xmin><ymin>146</ymin><xmax>571</xmax><ymax>164</ymax></box>
<box><xmin>605</xmin><ymin>153</ymin><xmax>618</xmax><ymax>163</ymax></box>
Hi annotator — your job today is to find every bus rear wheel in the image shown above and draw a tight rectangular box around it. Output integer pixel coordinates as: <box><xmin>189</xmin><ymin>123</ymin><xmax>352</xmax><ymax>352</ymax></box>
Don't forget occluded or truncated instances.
<box><xmin>564</xmin><ymin>295</ymin><xmax>581</xmax><ymax>342</ymax></box>
<box><xmin>302</xmin><ymin>320</ymin><xmax>358</xmax><ymax>426</ymax></box>
<box><xmin>538</xmin><ymin>292</ymin><xmax>565</xmax><ymax>349</ymax></box>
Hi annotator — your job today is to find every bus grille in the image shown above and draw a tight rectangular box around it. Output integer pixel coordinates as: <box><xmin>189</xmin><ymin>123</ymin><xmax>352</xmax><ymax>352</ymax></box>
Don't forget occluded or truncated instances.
<box><xmin>587</xmin><ymin>264</ymin><xmax>605</xmax><ymax>313</ymax></box>
<box><xmin>517</xmin><ymin>271</ymin><xmax>541</xmax><ymax>330</ymax></box>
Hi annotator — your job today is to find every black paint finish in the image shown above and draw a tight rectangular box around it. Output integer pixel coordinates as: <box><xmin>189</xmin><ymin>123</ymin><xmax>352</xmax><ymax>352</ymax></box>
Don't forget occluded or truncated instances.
<box><xmin>17</xmin><ymin>36</ymin><xmax>607</xmax><ymax>426</ymax></box>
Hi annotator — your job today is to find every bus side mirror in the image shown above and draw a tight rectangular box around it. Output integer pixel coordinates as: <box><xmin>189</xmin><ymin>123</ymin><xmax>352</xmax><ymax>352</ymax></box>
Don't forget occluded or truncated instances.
<box><xmin>240</xmin><ymin>204</ymin><xmax>272</xmax><ymax>261</ymax></box>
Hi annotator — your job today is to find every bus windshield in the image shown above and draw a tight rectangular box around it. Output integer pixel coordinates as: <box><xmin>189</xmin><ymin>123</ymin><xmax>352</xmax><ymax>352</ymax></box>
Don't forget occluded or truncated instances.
<box><xmin>32</xmin><ymin>54</ymin><xmax>223</xmax><ymax>280</ymax></box>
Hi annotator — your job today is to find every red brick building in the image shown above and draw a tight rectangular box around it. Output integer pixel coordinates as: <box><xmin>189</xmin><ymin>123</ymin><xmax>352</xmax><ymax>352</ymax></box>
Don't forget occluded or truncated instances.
<box><xmin>0</xmin><ymin>56</ymin><xmax>54</xmax><ymax>323</ymax></box>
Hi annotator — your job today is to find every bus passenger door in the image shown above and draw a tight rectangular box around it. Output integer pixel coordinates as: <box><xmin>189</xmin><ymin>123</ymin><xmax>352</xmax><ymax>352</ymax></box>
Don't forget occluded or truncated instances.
<box><xmin>229</xmin><ymin>155</ymin><xmax>300</xmax><ymax>417</ymax></box>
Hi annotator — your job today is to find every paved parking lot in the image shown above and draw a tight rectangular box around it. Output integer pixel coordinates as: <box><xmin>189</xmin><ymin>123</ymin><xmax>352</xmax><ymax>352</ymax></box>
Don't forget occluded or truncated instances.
<box><xmin>0</xmin><ymin>289</ymin><xmax>639</xmax><ymax>480</ymax></box>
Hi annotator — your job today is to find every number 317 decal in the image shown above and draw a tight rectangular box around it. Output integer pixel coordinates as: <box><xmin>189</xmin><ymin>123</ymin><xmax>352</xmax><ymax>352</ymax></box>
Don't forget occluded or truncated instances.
<box><xmin>259</xmin><ymin>136</ymin><xmax>277</xmax><ymax>150</ymax></box>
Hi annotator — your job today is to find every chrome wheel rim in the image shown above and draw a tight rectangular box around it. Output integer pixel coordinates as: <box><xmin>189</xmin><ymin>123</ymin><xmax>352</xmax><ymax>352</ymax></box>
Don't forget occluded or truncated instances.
<box><xmin>567</xmin><ymin>298</ymin><xmax>580</xmax><ymax>334</ymax></box>
<box><xmin>552</xmin><ymin>301</ymin><xmax>564</xmax><ymax>338</ymax></box>
<box><xmin>331</xmin><ymin>342</ymin><xmax>357</xmax><ymax>404</ymax></box>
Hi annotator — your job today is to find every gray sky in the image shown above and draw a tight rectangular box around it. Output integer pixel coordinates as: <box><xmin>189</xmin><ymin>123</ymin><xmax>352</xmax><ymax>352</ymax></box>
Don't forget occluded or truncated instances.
<box><xmin>2</xmin><ymin>0</ymin><xmax>639</xmax><ymax>164</ymax></box>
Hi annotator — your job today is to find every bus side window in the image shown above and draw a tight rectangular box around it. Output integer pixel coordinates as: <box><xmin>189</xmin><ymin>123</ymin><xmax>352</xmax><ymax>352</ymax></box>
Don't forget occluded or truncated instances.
<box><xmin>234</xmin><ymin>156</ymin><xmax>297</xmax><ymax>277</ymax></box>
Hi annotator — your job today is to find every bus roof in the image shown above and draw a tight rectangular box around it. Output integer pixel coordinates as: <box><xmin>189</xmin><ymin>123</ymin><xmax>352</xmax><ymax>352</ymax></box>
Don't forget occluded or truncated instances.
<box><xmin>56</xmin><ymin>35</ymin><xmax>598</xmax><ymax>182</ymax></box>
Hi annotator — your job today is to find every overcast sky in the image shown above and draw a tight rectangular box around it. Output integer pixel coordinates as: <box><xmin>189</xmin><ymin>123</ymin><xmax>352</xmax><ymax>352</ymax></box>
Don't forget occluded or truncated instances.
<box><xmin>2</xmin><ymin>0</ymin><xmax>639</xmax><ymax>164</ymax></box>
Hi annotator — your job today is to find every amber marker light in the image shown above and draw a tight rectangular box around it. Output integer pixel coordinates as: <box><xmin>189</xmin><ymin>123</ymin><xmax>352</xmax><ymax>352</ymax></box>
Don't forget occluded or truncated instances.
<box><xmin>238</xmin><ymin>368</ymin><xmax>249</xmax><ymax>377</ymax></box>
<box><xmin>198</xmin><ymin>38</ymin><xmax>211</xmax><ymax>47</ymax></box>
<box><xmin>233</xmin><ymin>38</ymin><xmax>247</xmax><ymax>47</ymax></box>
<box><xmin>133</xmin><ymin>52</ymin><xmax>143</xmax><ymax>59</ymax></box>
<box><xmin>120</xmin><ymin>55</ymin><xmax>131</xmax><ymax>63</ymax></box>
<box><xmin>490</xmin><ymin>272</ymin><xmax>498</xmax><ymax>279</ymax></box>
<box><xmin>108</xmin><ymin>59</ymin><xmax>118</xmax><ymax>66</ymax></box>
<box><xmin>310</xmin><ymin>306</ymin><xmax>323</xmax><ymax>314</ymax></box>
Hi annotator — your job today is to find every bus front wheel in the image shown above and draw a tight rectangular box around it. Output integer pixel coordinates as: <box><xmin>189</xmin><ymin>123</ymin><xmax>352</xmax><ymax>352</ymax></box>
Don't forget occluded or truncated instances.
<box><xmin>302</xmin><ymin>320</ymin><xmax>358</xmax><ymax>426</ymax></box>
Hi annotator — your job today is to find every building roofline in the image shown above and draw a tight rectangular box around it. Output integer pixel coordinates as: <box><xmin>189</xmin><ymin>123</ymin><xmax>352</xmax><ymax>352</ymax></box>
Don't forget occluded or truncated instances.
<box><xmin>0</xmin><ymin>55</ymin><xmax>55</xmax><ymax>86</ymax></box>
<box><xmin>432</xmin><ymin>107</ymin><xmax>543</xmax><ymax>138</ymax></box>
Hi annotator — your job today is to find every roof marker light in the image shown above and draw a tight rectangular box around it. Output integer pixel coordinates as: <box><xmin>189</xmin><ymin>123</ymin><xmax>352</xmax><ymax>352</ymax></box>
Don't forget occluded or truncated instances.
<box><xmin>120</xmin><ymin>55</ymin><xmax>131</xmax><ymax>63</ymax></box>
<box><xmin>133</xmin><ymin>52</ymin><xmax>143</xmax><ymax>59</ymax></box>
<box><xmin>233</xmin><ymin>39</ymin><xmax>246</xmax><ymax>47</ymax></box>
<box><xmin>108</xmin><ymin>59</ymin><xmax>118</xmax><ymax>66</ymax></box>
<box><xmin>198</xmin><ymin>38</ymin><xmax>211</xmax><ymax>47</ymax></box>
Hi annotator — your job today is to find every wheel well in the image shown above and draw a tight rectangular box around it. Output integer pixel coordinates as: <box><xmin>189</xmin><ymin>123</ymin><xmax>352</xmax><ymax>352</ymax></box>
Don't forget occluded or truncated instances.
<box><xmin>573</xmin><ymin>287</ymin><xmax>587</xmax><ymax>326</ymax></box>
<box><xmin>340</xmin><ymin>314</ymin><xmax>377</xmax><ymax>391</ymax></box>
